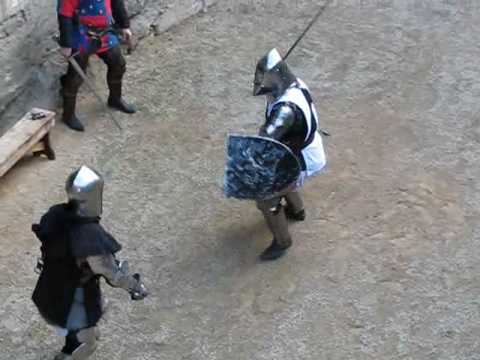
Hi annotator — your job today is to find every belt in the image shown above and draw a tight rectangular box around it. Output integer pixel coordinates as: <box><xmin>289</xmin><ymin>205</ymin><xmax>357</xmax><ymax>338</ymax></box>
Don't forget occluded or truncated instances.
<box><xmin>86</xmin><ymin>27</ymin><xmax>114</xmax><ymax>39</ymax></box>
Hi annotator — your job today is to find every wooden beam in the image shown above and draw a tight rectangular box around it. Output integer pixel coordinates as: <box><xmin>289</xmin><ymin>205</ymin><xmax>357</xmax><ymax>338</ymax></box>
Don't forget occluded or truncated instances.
<box><xmin>0</xmin><ymin>108</ymin><xmax>56</xmax><ymax>178</ymax></box>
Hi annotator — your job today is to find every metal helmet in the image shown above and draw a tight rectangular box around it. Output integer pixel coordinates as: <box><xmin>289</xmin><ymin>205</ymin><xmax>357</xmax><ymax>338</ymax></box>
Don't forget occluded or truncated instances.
<box><xmin>65</xmin><ymin>165</ymin><xmax>104</xmax><ymax>218</ymax></box>
<box><xmin>253</xmin><ymin>48</ymin><xmax>297</xmax><ymax>97</ymax></box>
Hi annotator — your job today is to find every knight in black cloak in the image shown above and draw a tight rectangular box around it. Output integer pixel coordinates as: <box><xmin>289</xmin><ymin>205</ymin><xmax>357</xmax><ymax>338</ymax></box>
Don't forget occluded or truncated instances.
<box><xmin>31</xmin><ymin>165</ymin><xmax>148</xmax><ymax>360</ymax></box>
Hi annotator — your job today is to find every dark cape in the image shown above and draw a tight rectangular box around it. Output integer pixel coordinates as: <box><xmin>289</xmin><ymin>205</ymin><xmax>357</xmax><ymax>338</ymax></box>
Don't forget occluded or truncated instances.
<box><xmin>31</xmin><ymin>203</ymin><xmax>121</xmax><ymax>328</ymax></box>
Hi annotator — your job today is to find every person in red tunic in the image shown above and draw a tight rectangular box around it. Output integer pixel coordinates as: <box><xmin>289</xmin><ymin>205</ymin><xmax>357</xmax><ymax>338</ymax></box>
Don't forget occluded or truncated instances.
<box><xmin>58</xmin><ymin>0</ymin><xmax>136</xmax><ymax>131</ymax></box>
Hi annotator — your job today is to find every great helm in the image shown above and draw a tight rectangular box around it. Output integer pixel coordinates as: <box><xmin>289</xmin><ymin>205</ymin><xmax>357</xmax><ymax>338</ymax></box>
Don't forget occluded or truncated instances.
<box><xmin>65</xmin><ymin>165</ymin><xmax>104</xmax><ymax>218</ymax></box>
<box><xmin>253</xmin><ymin>48</ymin><xmax>296</xmax><ymax>98</ymax></box>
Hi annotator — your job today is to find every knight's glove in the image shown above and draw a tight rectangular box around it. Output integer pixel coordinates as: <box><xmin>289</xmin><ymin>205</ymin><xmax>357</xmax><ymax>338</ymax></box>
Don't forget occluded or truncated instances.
<box><xmin>130</xmin><ymin>273</ymin><xmax>149</xmax><ymax>301</ymax></box>
<box><xmin>86</xmin><ymin>255</ymin><xmax>149</xmax><ymax>299</ymax></box>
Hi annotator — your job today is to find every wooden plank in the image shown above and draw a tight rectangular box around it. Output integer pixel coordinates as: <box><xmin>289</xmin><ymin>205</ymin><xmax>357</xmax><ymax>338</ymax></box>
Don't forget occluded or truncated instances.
<box><xmin>0</xmin><ymin>108</ymin><xmax>55</xmax><ymax>177</ymax></box>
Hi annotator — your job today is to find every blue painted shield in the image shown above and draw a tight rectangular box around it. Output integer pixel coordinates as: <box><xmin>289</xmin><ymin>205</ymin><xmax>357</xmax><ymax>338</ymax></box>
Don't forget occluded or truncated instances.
<box><xmin>224</xmin><ymin>135</ymin><xmax>301</xmax><ymax>200</ymax></box>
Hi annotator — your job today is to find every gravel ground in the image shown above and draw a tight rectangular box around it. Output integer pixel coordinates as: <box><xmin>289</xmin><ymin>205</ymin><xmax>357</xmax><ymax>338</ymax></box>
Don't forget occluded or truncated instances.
<box><xmin>0</xmin><ymin>0</ymin><xmax>479</xmax><ymax>359</ymax></box>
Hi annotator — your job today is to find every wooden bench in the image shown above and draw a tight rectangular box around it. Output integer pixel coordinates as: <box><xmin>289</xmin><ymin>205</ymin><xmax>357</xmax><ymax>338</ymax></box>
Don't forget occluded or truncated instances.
<box><xmin>0</xmin><ymin>108</ymin><xmax>56</xmax><ymax>178</ymax></box>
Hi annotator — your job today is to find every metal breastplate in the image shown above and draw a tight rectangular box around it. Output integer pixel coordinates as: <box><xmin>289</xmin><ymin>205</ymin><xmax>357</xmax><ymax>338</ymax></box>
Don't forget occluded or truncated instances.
<box><xmin>265</xmin><ymin>102</ymin><xmax>308</xmax><ymax>155</ymax></box>
<box><xmin>266</xmin><ymin>80</ymin><xmax>317</xmax><ymax>149</ymax></box>
<box><xmin>281</xmin><ymin>103</ymin><xmax>308</xmax><ymax>155</ymax></box>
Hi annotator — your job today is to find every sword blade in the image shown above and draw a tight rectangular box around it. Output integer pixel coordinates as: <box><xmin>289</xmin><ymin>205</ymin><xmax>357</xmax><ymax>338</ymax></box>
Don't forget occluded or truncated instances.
<box><xmin>284</xmin><ymin>0</ymin><xmax>333</xmax><ymax>60</ymax></box>
<box><xmin>66</xmin><ymin>54</ymin><xmax>123</xmax><ymax>131</ymax></box>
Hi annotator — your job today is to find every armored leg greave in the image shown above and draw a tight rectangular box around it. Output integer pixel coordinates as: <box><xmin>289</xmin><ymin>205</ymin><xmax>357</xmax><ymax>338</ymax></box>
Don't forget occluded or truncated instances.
<box><xmin>56</xmin><ymin>327</ymin><xmax>99</xmax><ymax>360</ymax></box>
<box><xmin>256</xmin><ymin>197</ymin><xmax>292</xmax><ymax>260</ymax></box>
<box><xmin>284</xmin><ymin>191</ymin><xmax>306</xmax><ymax>221</ymax></box>
<box><xmin>71</xmin><ymin>327</ymin><xmax>98</xmax><ymax>360</ymax></box>
<box><xmin>60</xmin><ymin>332</ymin><xmax>81</xmax><ymax>356</ymax></box>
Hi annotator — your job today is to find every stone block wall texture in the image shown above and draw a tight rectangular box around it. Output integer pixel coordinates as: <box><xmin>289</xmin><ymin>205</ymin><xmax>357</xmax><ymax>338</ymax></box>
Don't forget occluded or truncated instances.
<box><xmin>0</xmin><ymin>0</ymin><xmax>216</xmax><ymax>134</ymax></box>
<box><xmin>0</xmin><ymin>0</ymin><xmax>21</xmax><ymax>21</ymax></box>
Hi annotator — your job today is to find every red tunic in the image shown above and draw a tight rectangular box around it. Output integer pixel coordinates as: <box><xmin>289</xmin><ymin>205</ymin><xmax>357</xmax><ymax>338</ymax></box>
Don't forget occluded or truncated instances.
<box><xmin>58</xmin><ymin>0</ymin><xmax>130</xmax><ymax>54</ymax></box>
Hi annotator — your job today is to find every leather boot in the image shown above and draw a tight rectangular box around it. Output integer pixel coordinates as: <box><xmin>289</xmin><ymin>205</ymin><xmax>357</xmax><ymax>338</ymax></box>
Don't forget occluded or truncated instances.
<box><xmin>260</xmin><ymin>238</ymin><xmax>291</xmax><ymax>261</ymax></box>
<box><xmin>107</xmin><ymin>81</ymin><xmax>136</xmax><ymax>114</ymax></box>
<box><xmin>59</xmin><ymin>74</ymin><xmax>66</xmax><ymax>96</ymax></box>
<box><xmin>62</xmin><ymin>94</ymin><xmax>84</xmax><ymax>132</ymax></box>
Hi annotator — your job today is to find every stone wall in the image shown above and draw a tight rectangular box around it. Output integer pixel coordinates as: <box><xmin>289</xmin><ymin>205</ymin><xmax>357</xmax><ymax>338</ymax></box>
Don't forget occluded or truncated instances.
<box><xmin>0</xmin><ymin>0</ymin><xmax>21</xmax><ymax>22</ymax></box>
<box><xmin>0</xmin><ymin>0</ymin><xmax>215</xmax><ymax>134</ymax></box>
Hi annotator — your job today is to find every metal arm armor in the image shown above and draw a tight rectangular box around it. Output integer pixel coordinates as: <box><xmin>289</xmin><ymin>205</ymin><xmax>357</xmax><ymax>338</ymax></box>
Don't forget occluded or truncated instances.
<box><xmin>85</xmin><ymin>254</ymin><xmax>148</xmax><ymax>300</ymax></box>
<box><xmin>259</xmin><ymin>104</ymin><xmax>296</xmax><ymax>141</ymax></box>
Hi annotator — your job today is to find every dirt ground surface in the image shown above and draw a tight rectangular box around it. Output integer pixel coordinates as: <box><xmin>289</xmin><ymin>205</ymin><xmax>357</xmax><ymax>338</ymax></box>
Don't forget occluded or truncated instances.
<box><xmin>1</xmin><ymin>1</ymin><xmax>479</xmax><ymax>359</ymax></box>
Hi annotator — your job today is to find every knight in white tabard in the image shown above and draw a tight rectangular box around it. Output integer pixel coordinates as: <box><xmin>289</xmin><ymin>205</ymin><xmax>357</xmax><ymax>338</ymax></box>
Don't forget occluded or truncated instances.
<box><xmin>253</xmin><ymin>48</ymin><xmax>327</xmax><ymax>261</ymax></box>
